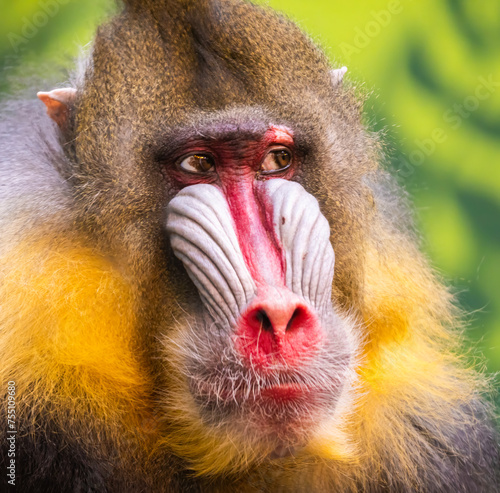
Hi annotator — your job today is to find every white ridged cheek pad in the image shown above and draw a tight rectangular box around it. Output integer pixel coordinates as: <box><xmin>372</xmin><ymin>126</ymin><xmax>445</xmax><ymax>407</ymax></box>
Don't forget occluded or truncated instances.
<box><xmin>257</xmin><ymin>179</ymin><xmax>335</xmax><ymax>314</ymax></box>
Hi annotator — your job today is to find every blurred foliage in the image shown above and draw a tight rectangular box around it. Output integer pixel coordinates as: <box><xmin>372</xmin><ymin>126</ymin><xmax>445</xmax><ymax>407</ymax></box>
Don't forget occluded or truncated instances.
<box><xmin>1</xmin><ymin>0</ymin><xmax>499</xmax><ymax>371</ymax></box>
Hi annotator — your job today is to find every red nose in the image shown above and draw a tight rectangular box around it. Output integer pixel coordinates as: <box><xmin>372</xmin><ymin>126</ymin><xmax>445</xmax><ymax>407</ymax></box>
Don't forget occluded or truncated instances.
<box><xmin>235</xmin><ymin>286</ymin><xmax>323</xmax><ymax>368</ymax></box>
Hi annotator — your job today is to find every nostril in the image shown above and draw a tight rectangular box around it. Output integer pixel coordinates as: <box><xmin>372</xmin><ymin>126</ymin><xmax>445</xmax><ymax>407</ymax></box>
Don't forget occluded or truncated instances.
<box><xmin>285</xmin><ymin>308</ymin><xmax>301</xmax><ymax>332</ymax></box>
<box><xmin>250</xmin><ymin>305</ymin><xmax>310</xmax><ymax>337</ymax></box>
<box><xmin>256</xmin><ymin>309</ymin><xmax>273</xmax><ymax>332</ymax></box>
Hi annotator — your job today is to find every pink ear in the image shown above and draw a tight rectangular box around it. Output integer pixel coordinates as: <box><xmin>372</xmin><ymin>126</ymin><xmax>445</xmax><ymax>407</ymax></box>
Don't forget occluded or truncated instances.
<box><xmin>37</xmin><ymin>88</ymin><xmax>77</xmax><ymax>128</ymax></box>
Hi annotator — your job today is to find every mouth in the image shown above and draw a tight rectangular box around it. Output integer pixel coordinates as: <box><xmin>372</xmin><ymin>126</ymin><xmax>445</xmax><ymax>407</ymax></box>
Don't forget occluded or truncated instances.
<box><xmin>185</xmin><ymin>334</ymin><xmax>352</xmax><ymax>427</ymax></box>
<box><xmin>260</xmin><ymin>383</ymin><xmax>315</xmax><ymax>402</ymax></box>
<box><xmin>192</xmin><ymin>375</ymin><xmax>332</xmax><ymax>426</ymax></box>
<box><xmin>191</xmin><ymin>379</ymin><xmax>326</xmax><ymax>447</ymax></box>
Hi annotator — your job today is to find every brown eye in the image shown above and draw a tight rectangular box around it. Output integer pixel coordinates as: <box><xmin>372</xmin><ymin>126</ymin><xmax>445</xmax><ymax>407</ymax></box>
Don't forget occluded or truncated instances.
<box><xmin>260</xmin><ymin>148</ymin><xmax>292</xmax><ymax>174</ymax></box>
<box><xmin>178</xmin><ymin>154</ymin><xmax>215</xmax><ymax>173</ymax></box>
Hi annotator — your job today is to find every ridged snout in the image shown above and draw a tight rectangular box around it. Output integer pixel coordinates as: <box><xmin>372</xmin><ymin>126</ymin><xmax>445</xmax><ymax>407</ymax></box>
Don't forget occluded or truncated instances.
<box><xmin>166</xmin><ymin>179</ymin><xmax>335</xmax><ymax>365</ymax></box>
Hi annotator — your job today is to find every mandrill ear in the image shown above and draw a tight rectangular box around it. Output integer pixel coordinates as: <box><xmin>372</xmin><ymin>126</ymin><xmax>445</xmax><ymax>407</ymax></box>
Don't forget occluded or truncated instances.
<box><xmin>331</xmin><ymin>66</ymin><xmax>347</xmax><ymax>86</ymax></box>
<box><xmin>37</xmin><ymin>88</ymin><xmax>77</xmax><ymax>129</ymax></box>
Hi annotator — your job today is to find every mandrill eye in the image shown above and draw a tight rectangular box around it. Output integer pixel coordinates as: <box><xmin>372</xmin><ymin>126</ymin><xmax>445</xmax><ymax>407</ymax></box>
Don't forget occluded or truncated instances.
<box><xmin>178</xmin><ymin>153</ymin><xmax>216</xmax><ymax>174</ymax></box>
<box><xmin>260</xmin><ymin>147</ymin><xmax>292</xmax><ymax>174</ymax></box>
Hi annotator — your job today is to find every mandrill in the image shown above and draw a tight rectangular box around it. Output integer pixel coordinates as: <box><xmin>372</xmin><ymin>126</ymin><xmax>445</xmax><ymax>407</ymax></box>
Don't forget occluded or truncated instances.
<box><xmin>0</xmin><ymin>0</ymin><xmax>498</xmax><ymax>492</ymax></box>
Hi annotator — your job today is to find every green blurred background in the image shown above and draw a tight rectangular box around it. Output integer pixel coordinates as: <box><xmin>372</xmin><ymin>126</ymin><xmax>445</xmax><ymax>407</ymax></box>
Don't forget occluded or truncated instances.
<box><xmin>1</xmin><ymin>0</ymin><xmax>499</xmax><ymax>371</ymax></box>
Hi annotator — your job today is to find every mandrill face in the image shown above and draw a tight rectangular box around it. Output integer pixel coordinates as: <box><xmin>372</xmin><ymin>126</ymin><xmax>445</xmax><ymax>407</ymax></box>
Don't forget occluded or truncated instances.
<box><xmin>159</xmin><ymin>112</ymin><xmax>358</xmax><ymax>463</ymax></box>
<box><xmin>67</xmin><ymin>0</ymin><xmax>376</xmax><ymax>478</ymax></box>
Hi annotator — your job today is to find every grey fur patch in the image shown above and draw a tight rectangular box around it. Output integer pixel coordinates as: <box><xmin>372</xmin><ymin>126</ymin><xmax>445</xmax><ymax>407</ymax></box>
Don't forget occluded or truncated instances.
<box><xmin>0</xmin><ymin>100</ymin><xmax>73</xmax><ymax>251</ymax></box>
